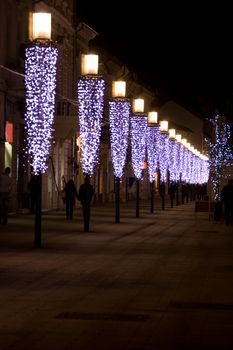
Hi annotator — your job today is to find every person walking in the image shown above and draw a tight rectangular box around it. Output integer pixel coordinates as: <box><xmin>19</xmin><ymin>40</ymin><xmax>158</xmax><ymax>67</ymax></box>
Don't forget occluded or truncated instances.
<box><xmin>64</xmin><ymin>179</ymin><xmax>79</xmax><ymax>220</ymax></box>
<box><xmin>221</xmin><ymin>179</ymin><xmax>233</xmax><ymax>226</ymax></box>
<box><xmin>78</xmin><ymin>176</ymin><xmax>94</xmax><ymax>232</ymax></box>
<box><xmin>0</xmin><ymin>167</ymin><xmax>12</xmax><ymax>224</ymax></box>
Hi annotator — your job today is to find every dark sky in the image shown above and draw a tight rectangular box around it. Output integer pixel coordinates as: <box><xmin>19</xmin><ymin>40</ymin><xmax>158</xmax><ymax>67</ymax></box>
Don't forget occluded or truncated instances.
<box><xmin>79</xmin><ymin>2</ymin><xmax>233</xmax><ymax>122</ymax></box>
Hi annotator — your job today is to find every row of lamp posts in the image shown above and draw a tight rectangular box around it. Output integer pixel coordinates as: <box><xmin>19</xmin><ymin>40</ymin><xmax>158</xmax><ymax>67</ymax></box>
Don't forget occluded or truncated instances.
<box><xmin>24</xmin><ymin>11</ymin><xmax>209</xmax><ymax>248</ymax></box>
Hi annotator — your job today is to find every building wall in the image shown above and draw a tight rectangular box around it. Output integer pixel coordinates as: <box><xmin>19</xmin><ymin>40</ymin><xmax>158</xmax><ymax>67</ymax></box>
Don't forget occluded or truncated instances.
<box><xmin>159</xmin><ymin>100</ymin><xmax>204</xmax><ymax>151</ymax></box>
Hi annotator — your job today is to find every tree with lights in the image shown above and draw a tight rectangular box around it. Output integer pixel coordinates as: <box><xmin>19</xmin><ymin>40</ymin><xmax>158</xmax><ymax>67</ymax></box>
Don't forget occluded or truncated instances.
<box><xmin>205</xmin><ymin>113</ymin><xmax>233</xmax><ymax>202</ymax></box>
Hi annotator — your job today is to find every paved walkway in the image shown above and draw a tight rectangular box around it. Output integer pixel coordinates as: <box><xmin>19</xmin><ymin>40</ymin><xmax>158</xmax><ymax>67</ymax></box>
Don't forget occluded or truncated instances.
<box><xmin>0</xmin><ymin>200</ymin><xmax>233</xmax><ymax>349</ymax></box>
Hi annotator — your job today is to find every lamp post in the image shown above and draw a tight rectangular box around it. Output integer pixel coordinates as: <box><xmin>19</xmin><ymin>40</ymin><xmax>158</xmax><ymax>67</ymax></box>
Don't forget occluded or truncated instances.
<box><xmin>109</xmin><ymin>81</ymin><xmax>130</xmax><ymax>223</ymax></box>
<box><xmin>25</xmin><ymin>12</ymin><xmax>58</xmax><ymax>248</ymax></box>
<box><xmin>77</xmin><ymin>54</ymin><xmax>105</xmax><ymax>232</ymax></box>
<box><xmin>147</xmin><ymin>111</ymin><xmax>160</xmax><ymax>214</ymax></box>
<box><xmin>130</xmin><ymin>98</ymin><xmax>147</xmax><ymax>218</ymax></box>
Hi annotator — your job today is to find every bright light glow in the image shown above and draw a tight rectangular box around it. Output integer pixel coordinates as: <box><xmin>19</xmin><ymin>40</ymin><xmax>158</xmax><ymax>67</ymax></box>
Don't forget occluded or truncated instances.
<box><xmin>81</xmin><ymin>54</ymin><xmax>99</xmax><ymax>75</ymax></box>
<box><xmin>130</xmin><ymin>114</ymin><xmax>147</xmax><ymax>179</ymax></box>
<box><xmin>169</xmin><ymin>129</ymin><xmax>176</xmax><ymax>139</ymax></box>
<box><xmin>176</xmin><ymin>134</ymin><xmax>182</xmax><ymax>142</ymax></box>
<box><xmin>181</xmin><ymin>138</ymin><xmax>187</xmax><ymax>146</ymax></box>
<box><xmin>132</xmin><ymin>99</ymin><xmax>144</xmax><ymax>113</ymax></box>
<box><xmin>25</xmin><ymin>44</ymin><xmax>58</xmax><ymax>174</ymax></box>
<box><xmin>148</xmin><ymin>111</ymin><xmax>158</xmax><ymax>125</ymax></box>
<box><xmin>160</xmin><ymin>120</ymin><xmax>168</xmax><ymax>132</ymax></box>
<box><xmin>112</xmin><ymin>81</ymin><xmax>126</xmax><ymax>97</ymax></box>
<box><xmin>109</xmin><ymin>99</ymin><xmax>130</xmax><ymax>178</ymax></box>
<box><xmin>77</xmin><ymin>76</ymin><xmax>105</xmax><ymax>176</ymax></box>
<box><xmin>32</xmin><ymin>13</ymin><xmax>51</xmax><ymax>40</ymax></box>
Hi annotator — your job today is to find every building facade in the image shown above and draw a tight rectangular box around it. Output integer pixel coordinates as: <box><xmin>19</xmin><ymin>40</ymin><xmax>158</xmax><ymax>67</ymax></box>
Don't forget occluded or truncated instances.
<box><xmin>0</xmin><ymin>0</ymin><xmax>207</xmax><ymax>213</ymax></box>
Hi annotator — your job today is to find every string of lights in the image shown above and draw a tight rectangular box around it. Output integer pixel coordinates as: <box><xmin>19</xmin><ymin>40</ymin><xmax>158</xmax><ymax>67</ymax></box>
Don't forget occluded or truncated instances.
<box><xmin>25</xmin><ymin>44</ymin><xmax>58</xmax><ymax>174</ymax></box>
<box><xmin>147</xmin><ymin>125</ymin><xmax>160</xmax><ymax>182</ymax></box>
<box><xmin>77</xmin><ymin>76</ymin><xmax>105</xmax><ymax>176</ymax></box>
<box><xmin>109</xmin><ymin>99</ymin><xmax>130</xmax><ymax>178</ymax></box>
<box><xmin>130</xmin><ymin>115</ymin><xmax>147</xmax><ymax>180</ymax></box>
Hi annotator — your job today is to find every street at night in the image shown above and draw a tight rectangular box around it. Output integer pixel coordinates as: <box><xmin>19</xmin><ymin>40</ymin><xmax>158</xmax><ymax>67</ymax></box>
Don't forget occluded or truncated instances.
<box><xmin>0</xmin><ymin>199</ymin><xmax>233</xmax><ymax>349</ymax></box>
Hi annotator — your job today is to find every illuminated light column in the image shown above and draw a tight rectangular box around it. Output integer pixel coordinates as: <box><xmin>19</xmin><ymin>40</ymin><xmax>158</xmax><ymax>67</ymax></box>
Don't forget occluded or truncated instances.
<box><xmin>159</xmin><ymin>120</ymin><xmax>169</xmax><ymax>210</ymax></box>
<box><xmin>77</xmin><ymin>54</ymin><xmax>105</xmax><ymax>232</ymax></box>
<box><xmin>147</xmin><ymin>111</ymin><xmax>160</xmax><ymax>213</ymax></box>
<box><xmin>181</xmin><ymin>138</ymin><xmax>188</xmax><ymax>182</ymax></box>
<box><xmin>25</xmin><ymin>12</ymin><xmax>58</xmax><ymax>248</ymax></box>
<box><xmin>109</xmin><ymin>81</ymin><xmax>130</xmax><ymax>223</ymax></box>
<box><xmin>130</xmin><ymin>98</ymin><xmax>147</xmax><ymax>218</ymax></box>
<box><xmin>168</xmin><ymin>128</ymin><xmax>177</xmax><ymax>208</ymax></box>
<box><xmin>175</xmin><ymin>134</ymin><xmax>182</xmax><ymax>205</ymax></box>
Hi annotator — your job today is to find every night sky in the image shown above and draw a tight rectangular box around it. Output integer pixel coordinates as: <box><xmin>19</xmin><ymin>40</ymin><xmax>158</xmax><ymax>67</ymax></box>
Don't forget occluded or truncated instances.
<box><xmin>78</xmin><ymin>2</ymin><xmax>233</xmax><ymax>122</ymax></box>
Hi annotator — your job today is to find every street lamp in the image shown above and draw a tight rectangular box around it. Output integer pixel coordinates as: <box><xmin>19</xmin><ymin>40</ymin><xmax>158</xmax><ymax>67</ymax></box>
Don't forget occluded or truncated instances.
<box><xmin>25</xmin><ymin>12</ymin><xmax>58</xmax><ymax>247</ymax></box>
<box><xmin>109</xmin><ymin>81</ymin><xmax>130</xmax><ymax>223</ymax></box>
<box><xmin>130</xmin><ymin>98</ymin><xmax>147</xmax><ymax>218</ymax></box>
<box><xmin>147</xmin><ymin>111</ymin><xmax>160</xmax><ymax>213</ymax></box>
<box><xmin>77</xmin><ymin>53</ymin><xmax>105</xmax><ymax>232</ymax></box>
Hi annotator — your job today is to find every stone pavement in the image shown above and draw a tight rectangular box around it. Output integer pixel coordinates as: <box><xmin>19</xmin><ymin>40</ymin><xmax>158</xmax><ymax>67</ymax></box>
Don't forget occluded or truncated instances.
<box><xmin>0</xmin><ymin>199</ymin><xmax>233</xmax><ymax>350</ymax></box>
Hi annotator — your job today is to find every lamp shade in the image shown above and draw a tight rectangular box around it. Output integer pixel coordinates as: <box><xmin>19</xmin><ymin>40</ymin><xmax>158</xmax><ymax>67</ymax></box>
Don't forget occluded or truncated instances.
<box><xmin>132</xmin><ymin>98</ymin><xmax>144</xmax><ymax>113</ymax></box>
<box><xmin>81</xmin><ymin>54</ymin><xmax>99</xmax><ymax>75</ymax></box>
<box><xmin>175</xmin><ymin>134</ymin><xmax>182</xmax><ymax>142</ymax></box>
<box><xmin>32</xmin><ymin>13</ymin><xmax>51</xmax><ymax>40</ymax></box>
<box><xmin>160</xmin><ymin>120</ymin><xmax>168</xmax><ymax>132</ymax></box>
<box><xmin>147</xmin><ymin>111</ymin><xmax>158</xmax><ymax>124</ymax></box>
<box><xmin>112</xmin><ymin>81</ymin><xmax>126</xmax><ymax>97</ymax></box>
<box><xmin>169</xmin><ymin>128</ymin><xmax>176</xmax><ymax>139</ymax></box>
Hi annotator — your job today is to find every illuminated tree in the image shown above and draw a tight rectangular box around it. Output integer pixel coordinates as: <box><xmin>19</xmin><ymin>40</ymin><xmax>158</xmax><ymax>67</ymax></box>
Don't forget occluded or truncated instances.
<box><xmin>205</xmin><ymin>113</ymin><xmax>233</xmax><ymax>201</ymax></box>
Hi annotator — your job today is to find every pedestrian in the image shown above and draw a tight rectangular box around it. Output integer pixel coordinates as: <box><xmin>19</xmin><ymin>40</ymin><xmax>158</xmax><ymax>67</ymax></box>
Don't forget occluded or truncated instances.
<box><xmin>64</xmin><ymin>179</ymin><xmax>79</xmax><ymax>220</ymax></box>
<box><xmin>0</xmin><ymin>167</ymin><xmax>12</xmax><ymax>224</ymax></box>
<box><xmin>221</xmin><ymin>179</ymin><xmax>233</xmax><ymax>226</ymax></box>
<box><xmin>78</xmin><ymin>176</ymin><xmax>94</xmax><ymax>232</ymax></box>
<box><xmin>27</xmin><ymin>175</ymin><xmax>38</xmax><ymax>214</ymax></box>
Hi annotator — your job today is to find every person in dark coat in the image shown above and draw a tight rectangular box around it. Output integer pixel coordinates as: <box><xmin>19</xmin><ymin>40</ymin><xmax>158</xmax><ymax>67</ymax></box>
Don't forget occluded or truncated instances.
<box><xmin>64</xmin><ymin>179</ymin><xmax>79</xmax><ymax>220</ymax></box>
<box><xmin>221</xmin><ymin>179</ymin><xmax>233</xmax><ymax>226</ymax></box>
<box><xmin>78</xmin><ymin>176</ymin><xmax>94</xmax><ymax>232</ymax></box>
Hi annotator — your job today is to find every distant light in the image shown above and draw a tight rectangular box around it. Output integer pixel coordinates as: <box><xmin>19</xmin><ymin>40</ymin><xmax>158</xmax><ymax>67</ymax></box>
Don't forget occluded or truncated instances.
<box><xmin>175</xmin><ymin>134</ymin><xmax>182</xmax><ymax>142</ymax></box>
<box><xmin>112</xmin><ymin>81</ymin><xmax>126</xmax><ymax>98</ymax></box>
<box><xmin>147</xmin><ymin>111</ymin><xmax>158</xmax><ymax>125</ymax></box>
<box><xmin>81</xmin><ymin>54</ymin><xmax>99</xmax><ymax>75</ymax></box>
<box><xmin>160</xmin><ymin>120</ymin><xmax>168</xmax><ymax>133</ymax></box>
<box><xmin>168</xmin><ymin>128</ymin><xmax>176</xmax><ymax>139</ymax></box>
<box><xmin>132</xmin><ymin>98</ymin><xmax>144</xmax><ymax>113</ymax></box>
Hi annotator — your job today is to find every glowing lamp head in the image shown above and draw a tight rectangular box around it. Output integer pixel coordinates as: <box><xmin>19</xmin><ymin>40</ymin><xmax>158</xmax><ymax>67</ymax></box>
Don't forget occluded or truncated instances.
<box><xmin>81</xmin><ymin>54</ymin><xmax>99</xmax><ymax>75</ymax></box>
<box><xmin>181</xmin><ymin>138</ymin><xmax>187</xmax><ymax>146</ymax></box>
<box><xmin>160</xmin><ymin>120</ymin><xmax>168</xmax><ymax>133</ymax></box>
<box><xmin>169</xmin><ymin>128</ymin><xmax>176</xmax><ymax>139</ymax></box>
<box><xmin>112</xmin><ymin>81</ymin><xmax>126</xmax><ymax>98</ymax></box>
<box><xmin>175</xmin><ymin>134</ymin><xmax>182</xmax><ymax>142</ymax></box>
<box><xmin>147</xmin><ymin>111</ymin><xmax>158</xmax><ymax>125</ymax></box>
<box><xmin>32</xmin><ymin>13</ymin><xmax>51</xmax><ymax>40</ymax></box>
<box><xmin>132</xmin><ymin>98</ymin><xmax>144</xmax><ymax>113</ymax></box>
